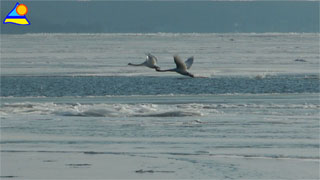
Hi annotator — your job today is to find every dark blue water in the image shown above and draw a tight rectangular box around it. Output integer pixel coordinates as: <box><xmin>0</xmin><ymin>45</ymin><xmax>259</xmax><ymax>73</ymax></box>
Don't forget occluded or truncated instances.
<box><xmin>1</xmin><ymin>75</ymin><xmax>319</xmax><ymax>97</ymax></box>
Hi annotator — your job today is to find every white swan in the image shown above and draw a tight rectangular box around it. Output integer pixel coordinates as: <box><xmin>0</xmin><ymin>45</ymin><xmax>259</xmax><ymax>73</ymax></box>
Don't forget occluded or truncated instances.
<box><xmin>128</xmin><ymin>53</ymin><xmax>160</xmax><ymax>70</ymax></box>
<box><xmin>156</xmin><ymin>55</ymin><xmax>194</xmax><ymax>78</ymax></box>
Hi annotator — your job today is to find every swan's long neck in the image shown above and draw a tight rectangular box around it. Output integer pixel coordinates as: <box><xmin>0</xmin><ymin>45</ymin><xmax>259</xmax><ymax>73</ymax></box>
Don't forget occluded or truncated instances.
<box><xmin>186</xmin><ymin>72</ymin><xmax>195</xmax><ymax>78</ymax></box>
<box><xmin>156</xmin><ymin>68</ymin><xmax>176</xmax><ymax>72</ymax></box>
<box><xmin>128</xmin><ymin>62</ymin><xmax>144</xmax><ymax>66</ymax></box>
<box><xmin>178</xmin><ymin>70</ymin><xmax>195</xmax><ymax>78</ymax></box>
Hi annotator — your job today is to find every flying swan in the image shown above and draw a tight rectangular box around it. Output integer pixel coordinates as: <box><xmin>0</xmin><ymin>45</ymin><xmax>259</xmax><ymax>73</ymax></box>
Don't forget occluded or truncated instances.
<box><xmin>128</xmin><ymin>53</ymin><xmax>160</xmax><ymax>70</ymax></box>
<box><xmin>156</xmin><ymin>55</ymin><xmax>194</xmax><ymax>78</ymax></box>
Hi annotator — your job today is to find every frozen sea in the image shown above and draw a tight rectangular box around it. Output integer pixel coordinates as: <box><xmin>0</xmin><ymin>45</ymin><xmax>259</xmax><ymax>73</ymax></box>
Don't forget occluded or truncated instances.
<box><xmin>0</xmin><ymin>33</ymin><xmax>319</xmax><ymax>179</ymax></box>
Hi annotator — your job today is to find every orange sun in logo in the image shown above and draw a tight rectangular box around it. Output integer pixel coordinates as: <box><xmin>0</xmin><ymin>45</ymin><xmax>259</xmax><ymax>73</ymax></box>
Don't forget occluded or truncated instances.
<box><xmin>16</xmin><ymin>4</ymin><xmax>28</xmax><ymax>16</ymax></box>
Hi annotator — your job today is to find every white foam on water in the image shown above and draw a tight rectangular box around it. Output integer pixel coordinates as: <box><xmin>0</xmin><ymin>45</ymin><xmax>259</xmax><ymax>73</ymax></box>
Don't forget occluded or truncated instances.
<box><xmin>1</xmin><ymin>101</ymin><xmax>319</xmax><ymax>117</ymax></box>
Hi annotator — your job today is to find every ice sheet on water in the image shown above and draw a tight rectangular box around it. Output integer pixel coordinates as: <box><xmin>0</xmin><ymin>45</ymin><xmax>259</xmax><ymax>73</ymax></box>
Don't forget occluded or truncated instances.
<box><xmin>1</xmin><ymin>33</ymin><xmax>319</xmax><ymax>179</ymax></box>
<box><xmin>1</xmin><ymin>33</ymin><xmax>319</xmax><ymax>76</ymax></box>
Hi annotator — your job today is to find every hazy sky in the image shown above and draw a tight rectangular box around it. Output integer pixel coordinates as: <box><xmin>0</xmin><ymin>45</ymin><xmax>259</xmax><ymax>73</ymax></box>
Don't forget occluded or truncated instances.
<box><xmin>1</xmin><ymin>1</ymin><xmax>319</xmax><ymax>33</ymax></box>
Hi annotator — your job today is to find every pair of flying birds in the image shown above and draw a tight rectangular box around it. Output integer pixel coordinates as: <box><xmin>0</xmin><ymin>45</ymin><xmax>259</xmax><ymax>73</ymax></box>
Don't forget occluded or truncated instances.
<box><xmin>128</xmin><ymin>53</ymin><xmax>195</xmax><ymax>78</ymax></box>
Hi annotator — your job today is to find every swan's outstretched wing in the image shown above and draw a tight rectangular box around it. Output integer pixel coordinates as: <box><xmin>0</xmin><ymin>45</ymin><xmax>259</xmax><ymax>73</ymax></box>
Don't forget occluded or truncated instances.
<box><xmin>173</xmin><ymin>55</ymin><xmax>187</xmax><ymax>71</ymax></box>
<box><xmin>185</xmin><ymin>56</ymin><xmax>194</xmax><ymax>69</ymax></box>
